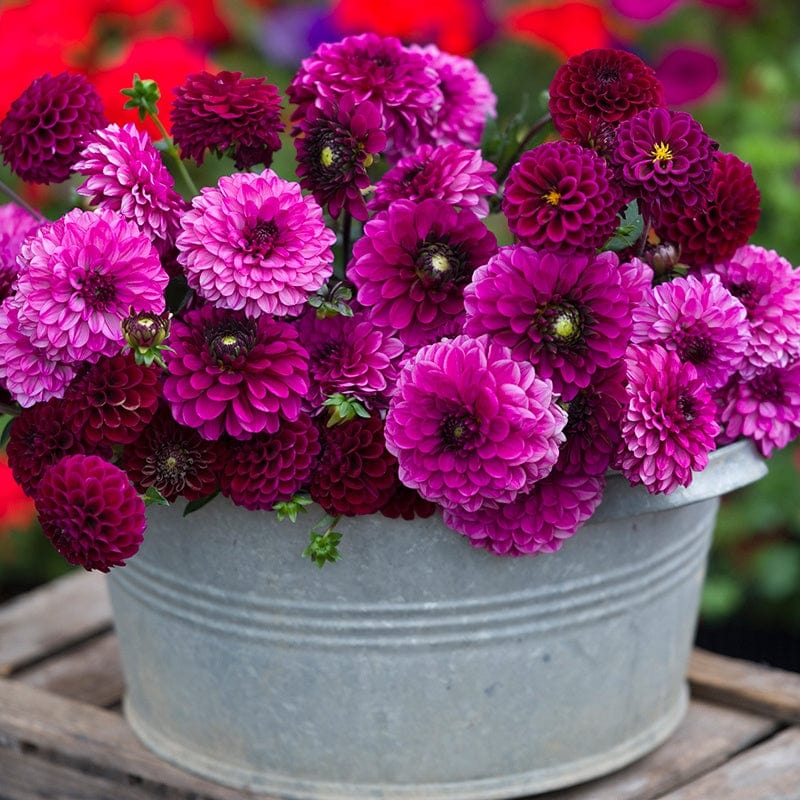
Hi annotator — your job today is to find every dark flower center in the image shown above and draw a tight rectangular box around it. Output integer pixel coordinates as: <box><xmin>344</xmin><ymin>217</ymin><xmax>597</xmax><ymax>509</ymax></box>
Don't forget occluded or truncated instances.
<box><xmin>248</xmin><ymin>220</ymin><xmax>280</xmax><ymax>256</ymax></box>
<box><xmin>752</xmin><ymin>372</ymin><xmax>783</xmax><ymax>403</ymax></box>
<box><xmin>206</xmin><ymin>319</ymin><xmax>256</xmax><ymax>367</ymax></box>
<box><xmin>728</xmin><ymin>280</ymin><xmax>756</xmax><ymax>311</ymax></box>
<box><xmin>539</xmin><ymin>301</ymin><xmax>584</xmax><ymax>347</ymax></box>
<box><xmin>594</xmin><ymin>65</ymin><xmax>620</xmax><ymax>87</ymax></box>
<box><xmin>154</xmin><ymin>444</ymin><xmax>191</xmax><ymax>483</ymax></box>
<box><xmin>311</xmin><ymin>126</ymin><xmax>355</xmax><ymax>174</ymax></box>
<box><xmin>80</xmin><ymin>269</ymin><xmax>116</xmax><ymax>310</ymax></box>
<box><xmin>678</xmin><ymin>334</ymin><xmax>714</xmax><ymax>365</ymax></box>
<box><xmin>440</xmin><ymin>411</ymin><xmax>479</xmax><ymax>451</ymax></box>
<box><xmin>678</xmin><ymin>394</ymin><xmax>697</xmax><ymax>421</ymax></box>
<box><xmin>414</xmin><ymin>241</ymin><xmax>464</xmax><ymax>285</ymax></box>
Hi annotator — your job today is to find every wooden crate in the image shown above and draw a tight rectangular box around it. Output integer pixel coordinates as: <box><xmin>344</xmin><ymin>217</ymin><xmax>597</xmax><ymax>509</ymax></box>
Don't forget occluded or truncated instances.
<box><xmin>1</xmin><ymin>571</ymin><xmax>799</xmax><ymax>800</ymax></box>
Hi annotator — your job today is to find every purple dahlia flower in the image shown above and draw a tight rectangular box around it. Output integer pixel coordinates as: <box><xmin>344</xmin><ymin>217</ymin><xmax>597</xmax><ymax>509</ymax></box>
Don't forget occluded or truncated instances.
<box><xmin>368</xmin><ymin>143</ymin><xmax>498</xmax><ymax>218</ymax></box>
<box><xmin>618</xmin><ymin>256</ymin><xmax>655</xmax><ymax>306</ymax></box>
<box><xmin>0</xmin><ymin>72</ymin><xmax>106</xmax><ymax>184</ymax></box>
<box><xmin>163</xmin><ymin>305</ymin><xmax>310</xmax><ymax>441</ymax></box>
<box><xmin>177</xmin><ymin>170</ymin><xmax>335</xmax><ymax>318</ymax></box>
<box><xmin>616</xmin><ymin>343</ymin><xmax>719</xmax><ymax>495</ymax></box>
<box><xmin>0</xmin><ymin>204</ymin><xmax>40</xmax><ymax>303</ymax></box>
<box><xmin>502</xmin><ymin>140</ymin><xmax>622</xmax><ymax>254</ymax></box>
<box><xmin>464</xmin><ymin>246</ymin><xmax>632</xmax><ymax>401</ymax></box>
<box><xmin>631</xmin><ymin>273</ymin><xmax>749</xmax><ymax>390</ymax></box>
<box><xmin>443</xmin><ymin>469</ymin><xmax>605</xmax><ymax>557</ymax></box>
<box><xmin>13</xmin><ymin>208</ymin><xmax>167</xmax><ymax>364</ymax></box>
<box><xmin>349</xmin><ymin>198</ymin><xmax>497</xmax><ymax>347</ymax></box>
<box><xmin>385</xmin><ymin>334</ymin><xmax>567</xmax><ymax>512</ymax></box>
<box><xmin>74</xmin><ymin>123</ymin><xmax>186</xmax><ymax>258</ymax></box>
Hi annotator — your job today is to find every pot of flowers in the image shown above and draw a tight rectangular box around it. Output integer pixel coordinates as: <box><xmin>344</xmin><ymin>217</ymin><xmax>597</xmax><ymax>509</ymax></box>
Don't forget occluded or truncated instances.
<box><xmin>0</xmin><ymin>39</ymin><xmax>797</xmax><ymax>800</ymax></box>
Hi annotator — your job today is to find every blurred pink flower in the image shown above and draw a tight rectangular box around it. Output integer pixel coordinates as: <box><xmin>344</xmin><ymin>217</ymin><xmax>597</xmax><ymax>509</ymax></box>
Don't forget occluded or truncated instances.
<box><xmin>655</xmin><ymin>46</ymin><xmax>721</xmax><ymax>106</ymax></box>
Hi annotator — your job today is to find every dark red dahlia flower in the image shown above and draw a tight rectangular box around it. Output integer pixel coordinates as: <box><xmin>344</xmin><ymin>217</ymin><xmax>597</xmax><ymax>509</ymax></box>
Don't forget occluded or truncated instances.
<box><xmin>379</xmin><ymin>480</ymin><xmax>438</xmax><ymax>521</ymax></box>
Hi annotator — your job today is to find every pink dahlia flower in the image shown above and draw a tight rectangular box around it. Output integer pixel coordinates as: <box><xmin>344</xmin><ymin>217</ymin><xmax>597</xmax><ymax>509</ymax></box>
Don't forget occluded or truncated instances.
<box><xmin>163</xmin><ymin>306</ymin><xmax>310</xmax><ymax>441</ymax></box>
<box><xmin>443</xmin><ymin>469</ymin><xmax>605</xmax><ymax>557</ymax></box>
<box><xmin>176</xmin><ymin>170</ymin><xmax>335</xmax><ymax>318</ymax></box>
<box><xmin>617</xmin><ymin>343</ymin><xmax>719</xmax><ymax>494</ymax></box>
<box><xmin>618</xmin><ymin>256</ymin><xmax>655</xmax><ymax>306</ymax></box>
<box><xmin>35</xmin><ymin>454</ymin><xmax>145</xmax><ymax>572</ymax></box>
<box><xmin>13</xmin><ymin>208</ymin><xmax>167</xmax><ymax>364</ymax></box>
<box><xmin>385</xmin><ymin>334</ymin><xmax>567</xmax><ymax>512</ymax></box>
<box><xmin>349</xmin><ymin>198</ymin><xmax>497</xmax><ymax>347</ymax></box>
<box><xmin>368</xmin><ymin>143</ymin><xmax>498</xmax><ymax>218</ymax></box>
<box><xmin>631</xmin><ymin>273</ymin><xmax>749</xmax><ymax>390</ymax></box>
<box><xmin>0</xmin><ymin>204</ymin><xmax>40</xmax><ymax>303</ymax></box>
<box><xmin>464</xmin><ymin>246</ymin><xmax>632</xmax><ymax>401</ymax></box>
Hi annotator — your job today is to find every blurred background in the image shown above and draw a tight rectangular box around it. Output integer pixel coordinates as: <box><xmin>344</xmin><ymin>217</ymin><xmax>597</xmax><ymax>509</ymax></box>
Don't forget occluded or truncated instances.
<box><xmin>0</xmin><ymin>0</ymin><xmax>799</xmax><ymax>667</ymax></box>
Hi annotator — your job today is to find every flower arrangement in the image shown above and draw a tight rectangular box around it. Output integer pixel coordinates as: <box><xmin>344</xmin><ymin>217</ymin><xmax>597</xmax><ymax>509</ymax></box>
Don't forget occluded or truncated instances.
<box><xmin>0</xmin><ymin>39</ymin><xmax>798</xmax><ymax>572</ymax></box>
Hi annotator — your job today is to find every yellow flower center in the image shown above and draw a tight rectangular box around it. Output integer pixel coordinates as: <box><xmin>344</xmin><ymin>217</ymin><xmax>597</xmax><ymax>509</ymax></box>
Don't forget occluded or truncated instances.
<box><xmin>542</xmin><ymin>188</ymin><xmax>562</xmax><ymax>206</ymax></box>
<box><xmin>650</xmin><ymin>141</ymin><xmax>673</xmax><ymax>162</ymax></box>
<box><xmin>552</xmin><ymin>311</ymin><xmax>578</xmax><ymax>340</ymax></box>
<box><xmin>430</xmin><ymin>253</ymin><xmax>452</xmax><ymax>275</ymax></box>
<box><xmin>320</xmin><ymin>146</ymin><xmax>335</xmax><ymax>168</ymax></box>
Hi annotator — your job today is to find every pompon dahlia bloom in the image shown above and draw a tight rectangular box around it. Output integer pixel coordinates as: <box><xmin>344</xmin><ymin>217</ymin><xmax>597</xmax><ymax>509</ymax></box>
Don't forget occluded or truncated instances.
<box><xmin>177</xmin><ymin>171</ymin><xmax>335</xmax><ymax>318</ymax></box>
<box><xmin>443</xmin><ymin>470</ymin><xmax>605</xmax><ymax>557</ymax></box>
<box><xmin>13</xmin><ymin>208</ymin><xmax>167</xmax><ymax>364</ymax></box>
<box><xmin>0</xmin><ymin>204</ymin><xmax>40</xmax><ymax>303</ymax></box>
<box><xmin>74</xmin><ymin>123</ymin><xmax>186</xmax><ymax>258</ymax></box>
<box><xmin>349</xmin><ymin>198</ymin><xmax>497</xmax><ymax>347</ymax></box>
<box><xmin>163</xmin><ymin>305</ymin><xmax>310</xmax><ymax>441</ymax></box>
<box><xmin>0</xmin><ymin>72</ymin><xmax>106</xmax><ymax>184</ymax></box>
<box><xmin>35</xmin><ymin>454</ymin><xmax>145</xmax><ymax>572</ymax></box>
<box><xmin>464</xmin><ymin>246</ymin><xmax>632</xmax><ymax>401</ymax></box>
<box><xmin>171</xmin><ymin>70</ymin><xmax>285</xmax><ymax>170</ymax></box>
<box><xmin>368</xmin><ymin>143</ymin><xmax>498</xmax><ymax>218</ymax></box>
<box><xmin>617</xmin><ymin>344</ymin><xmax>719</xmax><ymax>495</ymax></box>
<box><xmin>612</xmin><ymin>107</ymin><xmax>718</xmax><ymax>208</ymax></box>
<box><xmin>631</xmin><ymin>274</ymin><xmax>749</xmax><ymax>390</ymax></box>
<box><xmin>654</xmin><ymin>153</ymin><xmax>761</xmax><ymax>267</ymax></box>
<box><xmin>287</xmin><ymin>33</ymin><xmax>443</xmax><ymax>157</ymax></box>
<box><xmin>548</xmin><ymin>48</ymin><xmax>665</xmax><ymax>142</ymax></box>
<box><xmin>385</xmin><ymin>335</ymin><xmax>567</xmax><ymax>512</ymax></box>
<box><xmin>502</xmin><ymin>140</ymin><xmax>622</xmax><ymax>253</ymax></box>
<box><xmin>219</xmin><ymin>414</ymin><xmax>320</xmax><ymax>510</ymax></box>
<box><xmin>379</xmin><ymin>479</ymin><xmax>438</xmax><ymax>521</ymax></box>
<box><xmin>716</xmin><ymin>363</ymin><xmax>800</xmax><ymax>458</ymax></box>
<box><xmin>293</xmin><ymin>95</ymin><xmax>386</xmax><ymax>221</ymax></box>
<box><xmin>704</xmin><ymin>245</ymin><xmax>800</xmax><ymax>375</ymax></box>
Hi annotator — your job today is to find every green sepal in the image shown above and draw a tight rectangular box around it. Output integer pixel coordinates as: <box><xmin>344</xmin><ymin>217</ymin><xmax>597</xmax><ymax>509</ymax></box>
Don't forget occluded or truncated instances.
<box><xmin>322</xmin><ymin>393</ymin><xmax>371</xmax><ymax>427</ymax></box>
<box><xmin>302</xmin><ymin>528</ymin><xmax>343</xmax><ymax>568</ymax></box>
<box><xmin>273</xmin><ymin>493</ymin><xmax>314</xmax><ymax>523</ymax></box>
<box><xmin>121</xmin><ymin>74</ymin><xmax>161</xmax><ymax>121</ymax></box>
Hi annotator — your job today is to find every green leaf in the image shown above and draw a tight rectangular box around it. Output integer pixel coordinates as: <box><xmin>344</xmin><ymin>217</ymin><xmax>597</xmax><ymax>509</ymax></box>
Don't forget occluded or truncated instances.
<box><xmin>183</xmin><ymin>490</ymin><xmax>219</xmax><ymax>517</ymax></box>
<box><xmin>322</xmin><ymin>393</ymin><xmax>370</xmax><ymax>426</ymax></box>
<box><xmin>0</xmin><ymin>415</ymin><xmax>14</xmax><ymax>448</ymax></box>
<box><xmin>602</xmin><ymin>201</ymin><xmax>644</xmax><ymax>252</ymax></box>
<box><xmin>142</xmin><ymin>486</ymin><xmax>170</xmax><ymax>507</ymax></box>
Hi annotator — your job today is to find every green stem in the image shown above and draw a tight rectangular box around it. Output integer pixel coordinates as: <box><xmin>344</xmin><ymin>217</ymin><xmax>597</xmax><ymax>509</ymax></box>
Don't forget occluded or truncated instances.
<box><xmin>0</xmin><ymin>402</ymin><xmax>20</xmax><ymax>418</ymax></box>
<box><xmin>0</xmin><ymin>179</ymin><xmax>45</xmax><ymax>222</ymax></box>
<box><xmin>496</xmin><ymin>112</ymin><xmax>553</xmax><ymax>187</ymax></box>
<box><xmin>150</xmin><ymin>115</ymin><xmax>200</xmax><ymax>197</ymax></box>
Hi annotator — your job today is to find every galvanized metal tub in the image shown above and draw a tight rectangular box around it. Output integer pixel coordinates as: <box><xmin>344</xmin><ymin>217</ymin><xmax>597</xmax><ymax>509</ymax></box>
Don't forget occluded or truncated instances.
<box><xmin>107</xmin><ymin>439</ymin><xmax>766</xmax><ymax>799</ymax></box>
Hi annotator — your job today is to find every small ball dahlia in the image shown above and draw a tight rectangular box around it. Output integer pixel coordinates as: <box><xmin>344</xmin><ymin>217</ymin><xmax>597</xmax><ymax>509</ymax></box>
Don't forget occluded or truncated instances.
<box><xmin>548</xmin><ymin>48</ymin><xmax>665</xmax><ymax>142</ymax></box>
<box><xmin>176</xmin><ymin>171</ymin><xmax>335</xmax><ymax>318</ymax></box>
<box><xmin>616</xmin><ymin>344</ymin><xmax>719</xmax><ymax>495</ymax></box>
<box><xmin>464</xmin><ymin>246</ymin><xmax>632</xmax><ymax>401</ymax></box>
<box><xmin>368</xmin><ymin>143</ymin><xmax>498</xmax><ymax>218</ymax></box>
<box><xmin>0</xmin><ymin>72</ymin><xmax>106</xmax><ymax>184</ymax></box>
<box><xmin>310</xmin><ymin>414</ymin><xmax>398</xmax><ymax>516</ymax></box>
<box><xmin>74</xmin><ymin>123</ymin><xmax>187</xmax><ymax>257</ymax></box>
<box><xmin>612</xmin><ymin>107</ymin><xmax>718</xmax><ymax>208</ymax></box>
<box><xmin>443</xmin><ymin>469</ymin><xmax>605</xmax><ymax>557</ymax></box>
<box><xmin>35</xmin><ymin>454</ymin><xmax>145</xmax><ymax>572</ymax></box>
<box><xmin>163</xmin><ymin>306</ymin><xmax>310</xmax><ymax>441</ymax></box>
<box><xmin>385</xmin><ymin>334</ymin><xmax>567</xmax><ymax>512</ymax></box>
<box><xmin>349</xmin><ymin>198</ymin><xmax>498</xmax><ymax>347</ymax></box>
<box><xmin>219</xmin><ymin>414</ymin><xmax>320</xmax><ymax>510</ymax></box>
<box><xmin>379</xmin><ymin>480</ymin><xmax>438</xmax><ymax>521</ymax></box>
<box><xmin>13</xmin><ymin>208</ymin><xmax>168</xmax><ymax>364</ymax></box>
<box><xmin>631</xmin><ymin>273</ymin><xmax>749</xmax><ymax>390</ymax></box>
<box><xmin>171</xmin><ymin>70</ymin><xmax>285</xmax><ymax>170</ymax></box>
<box><xmin>502</xmin><ymin>140</ymin><xmax>622</xmax><ymax>254</ymax></box>
<box><xmin>0</xmin><ymin>204</ymin><xmax>40</xmax><ymax>303</ymax></box>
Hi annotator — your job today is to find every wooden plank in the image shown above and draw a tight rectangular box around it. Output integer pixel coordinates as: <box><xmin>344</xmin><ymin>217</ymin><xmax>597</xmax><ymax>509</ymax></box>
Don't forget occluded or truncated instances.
<box><xmin>14</xmin><ymin>631</ymin><xmax>124</xmax><ymax>708</ymax></box>
<box><xmin>689</xmin><ymin>648</ymin><xmax>800</xmax><ymax>724</ymax></box>
<box><xmin>0</xmin><ymin>571</ymin><xmax>112</xmax><ymax>676</ymax></box>
<box><xmin>0</xmin><ymin>677</ymin><xmax>273</xmax><ymax>800</ymax></box>
<box><xmin>655</xmin><ymin>726</ymin><xmax>800</xmax><ymax>800</ymax></box>
<box><xmin>533</xmin><ymin>700</ymin><xmax>778</xmax><ymax>800</ymax></box>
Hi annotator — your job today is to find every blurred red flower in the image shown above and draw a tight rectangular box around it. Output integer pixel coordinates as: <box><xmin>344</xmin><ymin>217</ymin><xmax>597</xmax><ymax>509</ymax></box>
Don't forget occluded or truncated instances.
<box><xmin>0</xmin><ymin>452</ymin><xmax>35</xmax><ymax>534</ymax></box>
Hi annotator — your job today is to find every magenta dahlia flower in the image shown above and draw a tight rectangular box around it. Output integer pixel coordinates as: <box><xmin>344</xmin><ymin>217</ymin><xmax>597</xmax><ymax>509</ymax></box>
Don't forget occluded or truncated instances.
<box><xmin>716</xmin><ymin>362</ymin><xmax>800</xmax><ymax>458</ymax></box>
<box><xmin>612</xmin><ymin>107</ymin><xmax>718</xmax><ymax>208</ymax></box>
<box><xmin>502</xmin><ymin>140</ymin><xmax>622</xmax><ymax>253</ymax></box>
<box><xmin>464</xmin><ymin>246</ymin><xmax>632</xmax><ymax>401</ymax></box>
<box><xmin>631</xmin><ymin>273</ymin><xmax>749</xmax><ymax>390</ymax></box>
<box><xmin>176</xmin><ymin>170</ymin><xmax>335</xmax><ymax>318</ymax></box>
<box><xmin>74</xmin><ymin>123</ymin><xmax>186</xmax><ymax>258</ymax></box>
<box><xmin>219</xmin><ymin>413</ymin><xmax>320</xmax><ymax>510</ymax></box>
<box><xmin>385</xmin><ymin>334</ymin><xmax>567</xmax><ymax>512</ymax></box>
<box><xmin>13</xmin><ymin>208</ymin><xmax>167</xmax><ymax>364</ymax></box>
<box><xmin>163</xmin><ymin>305</ymin><xmax>310</xmax><ymax>441</ymax></box>
<box><xmin>443</xmin><ymin>469</ymin><xmax>605</xmax><ymax>557</ymax></box>
<box><xmin>35</xmin><ymin>454</ymin><xmax>145</xmax><ymax>572</ymax></box>
<box><xmin>171</xmin><ymin>70</ymin><xmax>285</xmax><ymax>170</ymax></box>
<box><xmin>0</xmin><ymin>72</ymin><xmax>106</xmax><ymax>184</ymax></box>
<box><xmin>616</xmin><ymin>344</ymin><xmax>719</xmax><ymax>494</ymax></box>
<box><xmin>287</xmin><ymin>33</ymin><xmax>442</xmax><ymax>157</ymax></box>
<box><xmin>0</xmin><ymin>204</ymin><xmax>40</xmax><ymax>303</ymax></box>
<box><xmin>548</xmin><ymin>48</ymin><xmax>665</xmax><ymax>142</ymax></box>
<box><xmin>704</xmin><ymin>245</ymin><xmax>800</xmax><ymax>375</ymax></box>
<box><xmin>368</xmin><ymin>143</ymin><xmax>498</xmax><ymax>218</ymax></box>
<box><xmin>618</xmin><ymin>256</ymin><xmax>655</xmax><ymax>306</ymax></box>
<box><xmin>349</xmin><ymin>198</ymin><xmax>497</xmax><ymax>347</ymax></box>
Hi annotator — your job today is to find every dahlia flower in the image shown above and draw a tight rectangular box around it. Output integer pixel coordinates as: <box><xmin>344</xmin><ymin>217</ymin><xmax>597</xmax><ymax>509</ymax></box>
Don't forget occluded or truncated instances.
<box><xmin>379</xmin><ymin>480</ymin><xmax>438</xmax><ymax>521</ymax></box>
<box><xmin>618</xmin><ymin>256</ymin><xmax>655</xmax><ymax>306</ymax></box>
<box><xmin>176</xmin><ymin>170</ymin><xmax>335</xmax><ymax>318</ymax></box>
<box><xmin>0</xmin><ymin>204</ymin><xmax>40</xmax><ymax>303</ymax></box>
